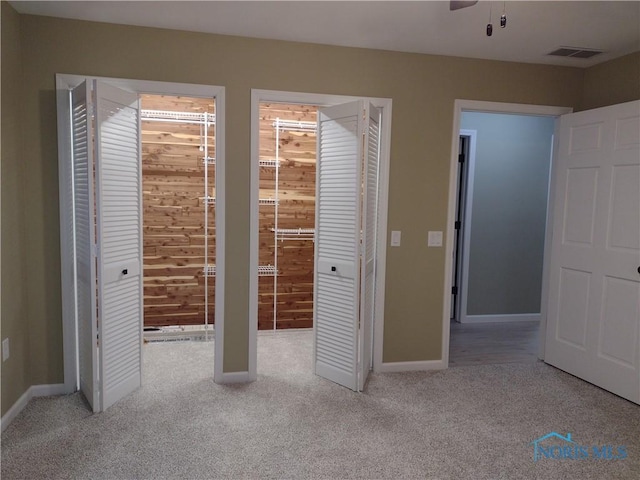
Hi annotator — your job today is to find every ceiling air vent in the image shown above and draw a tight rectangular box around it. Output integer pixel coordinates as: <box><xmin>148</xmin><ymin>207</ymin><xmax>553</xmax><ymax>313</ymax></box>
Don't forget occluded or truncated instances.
<box><xmin>548</xmin><ymin>47</ymin><xmax>603</xmax><ymax>59</ymax></box>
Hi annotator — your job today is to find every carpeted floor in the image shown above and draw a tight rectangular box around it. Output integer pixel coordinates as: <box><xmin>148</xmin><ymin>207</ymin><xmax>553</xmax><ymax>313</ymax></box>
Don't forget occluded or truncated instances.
<box><xmin>2</xmin><ymin>330</ymin><xmax>639</xmax><ymax>479</ymax></box>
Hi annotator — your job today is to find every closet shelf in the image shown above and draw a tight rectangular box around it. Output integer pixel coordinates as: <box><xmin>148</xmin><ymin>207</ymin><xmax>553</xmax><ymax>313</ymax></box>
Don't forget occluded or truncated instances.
<box><xmin>273</xmin><ymin>119</ymin><xmax>317</xmax><ymax>133</ymax></box>
<box><xmin>272</xmin><ymin>228</ymin><xmax>315</xmax><ymax>241</ymax></box>
<box><xmin>259</xmin><ymin>159</ymin><xmax>280</xmax><ymax>168</ymax></box>
<box><xmin>141</xmin><ymin>109</ymin><xmax>216</xmax><ymax>125</ymax></box>
<box><xmin>258</xmin><ymin>265</ymin><xmax>277</xmax><ymax>276</ymax></box>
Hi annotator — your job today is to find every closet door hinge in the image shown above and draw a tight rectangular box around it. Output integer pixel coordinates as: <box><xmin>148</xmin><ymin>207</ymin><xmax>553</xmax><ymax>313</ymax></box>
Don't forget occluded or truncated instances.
<box><xmin>452</xmin><ymin>286</ymin><xmax>458</xmax><ymax>295</ymax></box>
<box><xmin>458</xmin><ymin>153</ymin><xmax>465</xmax><ymax>163</ymax></box>
<box><xmin>454</xmin><ymin>221</ymin><xmax>461</xmax><ymax>230</ymax></box>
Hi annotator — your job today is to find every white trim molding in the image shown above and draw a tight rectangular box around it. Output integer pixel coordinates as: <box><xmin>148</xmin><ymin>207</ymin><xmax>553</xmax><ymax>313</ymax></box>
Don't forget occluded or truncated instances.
<box><xmin>1</xmin><ymin>384</ymin><xmax>66</xmax><ymax>432</ymax></box>
<box><xmin>442</xmin><ymin>100</ymin><xmax>573</xmax><ymax>369</ymax></box>
<box><xmin>219</xmin><ymin>371</ymin><xmax>252</xmax><ymax>384</ymax></box>
<box><xmin>378</xmin><ymin>360</ymin><xmax>446</xmax><ymax>373</ymax></box>
<box><xmin>461</xmin><ymin>313</ymin><xmax>541</xmax><ymax>324</ymax></box>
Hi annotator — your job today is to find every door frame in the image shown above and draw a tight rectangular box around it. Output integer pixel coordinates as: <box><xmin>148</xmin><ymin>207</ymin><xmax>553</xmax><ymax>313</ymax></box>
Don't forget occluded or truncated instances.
<box><xmin>56</xmin><ymin>74</ymin><xmax>226</xmax><ymax>392</ymax></box>
<box><xmin>442</xmin><ymin>100</ymin><xmax>573</xmax><ymax>367</ymax></box>
<box><xmin>249</xmin><ymin>89</ymin><xmax>392</xmax><ymax>381</ymax></box>
<box><xmin>453</xmin><ymin>129</ymin><xmax>477</xmax><ymax>324</ymax></box>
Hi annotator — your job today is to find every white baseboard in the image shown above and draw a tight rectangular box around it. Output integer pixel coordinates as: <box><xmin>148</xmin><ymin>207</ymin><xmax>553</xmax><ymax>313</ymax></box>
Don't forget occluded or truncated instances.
<box><xmin>460</xmin><ymin>313</ymin><xmax>541</xmax><ymax>324</ymax></box>
<box><xmin>217</xmin><ymin>371</ymin><xmax>252</xmax><ymax>384</ymax></box>
<box><xmin>378</xmin><ymin>359</ymin><xmax>446</xmax><ymax>373</ymax></box>
<box><xmin>1</xmin><ymin>383</ymin><xmax>65</xmax><ymax>432</ymax></box>
<box><xmin>30</xmin><ymin>383</ymin><xmax>67</xmax><ymax>397</ymax></box>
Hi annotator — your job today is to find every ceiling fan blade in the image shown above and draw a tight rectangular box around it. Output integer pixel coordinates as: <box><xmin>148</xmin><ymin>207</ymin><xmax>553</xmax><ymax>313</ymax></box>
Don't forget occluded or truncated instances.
<box><xmin>450</xmin><ymin>1</ymin><xmax>479</xmax><ymax>11</ymax></box>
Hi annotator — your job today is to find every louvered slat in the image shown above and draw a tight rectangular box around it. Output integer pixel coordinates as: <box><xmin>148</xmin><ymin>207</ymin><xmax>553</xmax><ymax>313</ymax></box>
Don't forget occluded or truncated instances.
<box><xmin>95</xmin><ymin>82</ymin><xmax>142</xmax><ymax>411</ymax></box>
<box><xmin>314</xmin><ymin>102</ymin><xmax>362</xmax><ymax>390</ymax></box>
<box><xmin>72</xmin><ymin>82</ymin><xmax>99</xmax><ymax>412</ymax></box>
<box><xmin>358</xmin><ymin>104</ymin><xmax>381</xmax><ymax>391</ymax></box>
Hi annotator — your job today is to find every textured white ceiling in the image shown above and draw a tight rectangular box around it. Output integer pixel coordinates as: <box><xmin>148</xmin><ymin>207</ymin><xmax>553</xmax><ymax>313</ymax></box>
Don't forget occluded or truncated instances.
<box><xmin>10</xmin><ymin>1</ymin><xmax>640</xmax><ymax>67</ymax></box>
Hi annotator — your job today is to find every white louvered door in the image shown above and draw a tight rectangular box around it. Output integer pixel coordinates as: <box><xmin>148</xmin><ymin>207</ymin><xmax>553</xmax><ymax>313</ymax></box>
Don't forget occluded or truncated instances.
<box><xmin>314</xmin><ymin>100</ymin><xmax>379</xmax><ymax>392</ymax></box>
<box><xmin>71</xmin><ymin>81</ymin><xmax>100</xmax><ymax>412</ymax></box>
<box><xmin>545</xmin><ymin>100</ymin><xmax>640</xmax><ymax>404</ymax></box>
<box><xmin>94</xmin><ymin>81</ymin><xmax>143</xmax><ymax>411</ymax></box>
<box><xmin>358</xmin><ymin>103</ymin><xmax>381</xmax><ymax>391</ymax></box>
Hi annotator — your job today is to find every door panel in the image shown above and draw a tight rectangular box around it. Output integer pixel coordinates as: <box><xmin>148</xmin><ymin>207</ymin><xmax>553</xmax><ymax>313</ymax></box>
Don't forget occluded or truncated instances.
<box><xmin>545</xmin><ymin>100</ymin><xmax>640</xmax><ymax>404</ymax></box>
<box><xmin>314</xmin><ymin>100</ymin><xmax>381</xmax><ymax>392</ymax></box>
<box><xmin>71</xmin><ymin>81</ymin><xmax>99</xmax><ymax>412</ymax></box>
<box><xmin>314</xmin><ymin>101</ymin><xmax>362</xmax><ymax>391</ymax></box>
<box><xmin>358</xmin><ymin>103</ymin><xmax>380</xmax><ymax>391</ymax></box>
<box><xmin>94</xmin><ymin>81</ymin><xmax>143</xmax><ymax>411</ymax></box>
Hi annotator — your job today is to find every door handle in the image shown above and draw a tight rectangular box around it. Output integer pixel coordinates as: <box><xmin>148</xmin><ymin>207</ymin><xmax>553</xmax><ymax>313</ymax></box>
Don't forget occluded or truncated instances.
<box><xmin>122</xmin><ymin>269</ymin><xmax>128</xmax><ymax>275</ymax></box>
<box><xmin>331</xmin><ymin>266</ymin><xmax>336</xmax><ymax>272</ymax></box>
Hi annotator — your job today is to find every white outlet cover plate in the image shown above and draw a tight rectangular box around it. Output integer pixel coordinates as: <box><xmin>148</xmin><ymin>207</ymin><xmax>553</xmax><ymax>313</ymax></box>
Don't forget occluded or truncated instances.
<box><xmin>390</xmin><ymin>230</ymin><xmax>401</xmax><ymax>247</ymax></box>
<box><xmin>428</xmin><ymin>231</ymin><xmax>443</xmax><ymax>247</ymax></box>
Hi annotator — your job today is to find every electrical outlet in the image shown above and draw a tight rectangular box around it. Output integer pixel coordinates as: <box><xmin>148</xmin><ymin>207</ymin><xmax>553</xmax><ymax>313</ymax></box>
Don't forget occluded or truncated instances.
<box><xmin>2</xmin><ymin>338</ymin><xmax>9</xmax><ymax>362</ymax></box>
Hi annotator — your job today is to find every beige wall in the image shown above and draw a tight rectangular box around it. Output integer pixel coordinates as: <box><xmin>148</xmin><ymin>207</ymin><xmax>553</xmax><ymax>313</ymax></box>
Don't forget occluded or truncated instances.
<box><xmin>17</xmin><ymin>13</ymin><xmax>586</xmax><ymax>378</ymax></box>
<box><xmin>2</xmin><ymin>8</ymin><xmax>638</xmax><ymax>412</ymax></box>
<box><xmin>1</xmin><ymin>2</ymin><xmax>30</xmax><ymax>416</ymax></box>
<box><xmin>581</xmin><ymin>52</ymin><xmax>640</xmax><ymax>111</ymax></box>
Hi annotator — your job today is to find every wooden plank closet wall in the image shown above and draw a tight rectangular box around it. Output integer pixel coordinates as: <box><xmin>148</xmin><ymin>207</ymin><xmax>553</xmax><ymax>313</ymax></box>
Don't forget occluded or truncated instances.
<box><xmin>259</xmin><ymin>103</ymin><xmax>318</xmax><ymax>330</ymax></box>
<box><xmin>141</xmin><ymin>94</ymin><xmax>216</xmax><ymax>328</ymax></box>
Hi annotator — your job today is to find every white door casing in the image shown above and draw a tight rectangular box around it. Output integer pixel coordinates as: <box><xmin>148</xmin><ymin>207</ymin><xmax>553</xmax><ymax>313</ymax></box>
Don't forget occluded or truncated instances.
<box><xmin>314</xmin><ymin>100</ymin><xmax>379</xmax><ymax>391</ymax></box>
<box><xmin>71</xmin><ymin>81</ymin><xmax>99</xmax><ymax>412</ymax></box>
<box><xmin>545</xmin><ymin>100</ymin><xmax>640</xmax><ymax>404</ymax></box>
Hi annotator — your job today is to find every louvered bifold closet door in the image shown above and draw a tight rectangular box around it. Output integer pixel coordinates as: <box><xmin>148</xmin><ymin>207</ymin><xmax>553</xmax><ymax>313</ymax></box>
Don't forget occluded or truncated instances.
<box><xmin>94</xmin><ymin>81</ymin><xmax>143</xmax><ymax>411</ymax></box>
<box><xmin>72</xmin><ymin>81</ymin><xmax>100</xmax><ymax>412</ymax></box>
<box><xmin>358</xmin><ymin>103</ymin><xmax>381</xmax><ymax>391</ymax></box>
<box><xmin>314</xmin><ymin>101</ymin><xmax>363</xmax><ymax>391</ymax></box>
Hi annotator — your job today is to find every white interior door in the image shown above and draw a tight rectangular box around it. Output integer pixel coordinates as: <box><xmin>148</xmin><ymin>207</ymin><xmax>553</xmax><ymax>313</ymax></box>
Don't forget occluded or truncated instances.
<box><xmin>314</xmin><ymin>100</ymin><xmax>378</xmax><ymax>392</ymax></box>
<box><xmin>545</xmin><ymin>100</ymin><xmax>640</xmax><ymax>404</ymax></box>
<box><xmin>93</xmin><ymin>80</ymin><xmax>143</xmax><ymax>411</ymax></box>
<box><xmin>71</xmin><ymin>81</ymin><xmax>99</xmax><ymax>412</ymax></box>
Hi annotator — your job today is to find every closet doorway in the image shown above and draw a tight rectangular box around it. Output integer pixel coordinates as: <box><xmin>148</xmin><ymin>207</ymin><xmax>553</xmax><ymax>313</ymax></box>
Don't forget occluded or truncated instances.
<box><xmin>249</xmin><ymin>90</ymin><xmax>393</xmax><ymax>390</ymax></box>
<box><xmin>56</xmin><ymin>75</ymin><xmax>226</xmax><ymax>410</ymax></box>
<box><xmin>256</xmin><ymin>102</ymin><xmax>317</xmax><ymax>331</ymax></box>
<box><xmin>141</xmin><ymin>94</ymin><xmax>217</xmax><ymax>339</ymax></box>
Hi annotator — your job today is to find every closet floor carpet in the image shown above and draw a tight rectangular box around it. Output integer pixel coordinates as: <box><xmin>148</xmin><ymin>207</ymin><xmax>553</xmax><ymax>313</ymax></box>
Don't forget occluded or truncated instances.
<box><xmin>2</xmin><ymin>330</ymin><xmax>639</xmax><ymax>479</ymax></box>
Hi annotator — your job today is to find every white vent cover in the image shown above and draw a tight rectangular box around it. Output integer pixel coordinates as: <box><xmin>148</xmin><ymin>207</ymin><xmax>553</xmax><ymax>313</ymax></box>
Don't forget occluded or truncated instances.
<box><xmin>548</xmin><ymin>47</ymin><xmax>603</xmax><ymax>59</ymax></box>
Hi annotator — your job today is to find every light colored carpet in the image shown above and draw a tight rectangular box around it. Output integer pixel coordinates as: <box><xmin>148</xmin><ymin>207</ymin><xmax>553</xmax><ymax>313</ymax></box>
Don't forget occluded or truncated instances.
<box><xmin>2</xmin><ymin>330</ymin><xmax>639</xmax><ymax>479</ymax></box>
